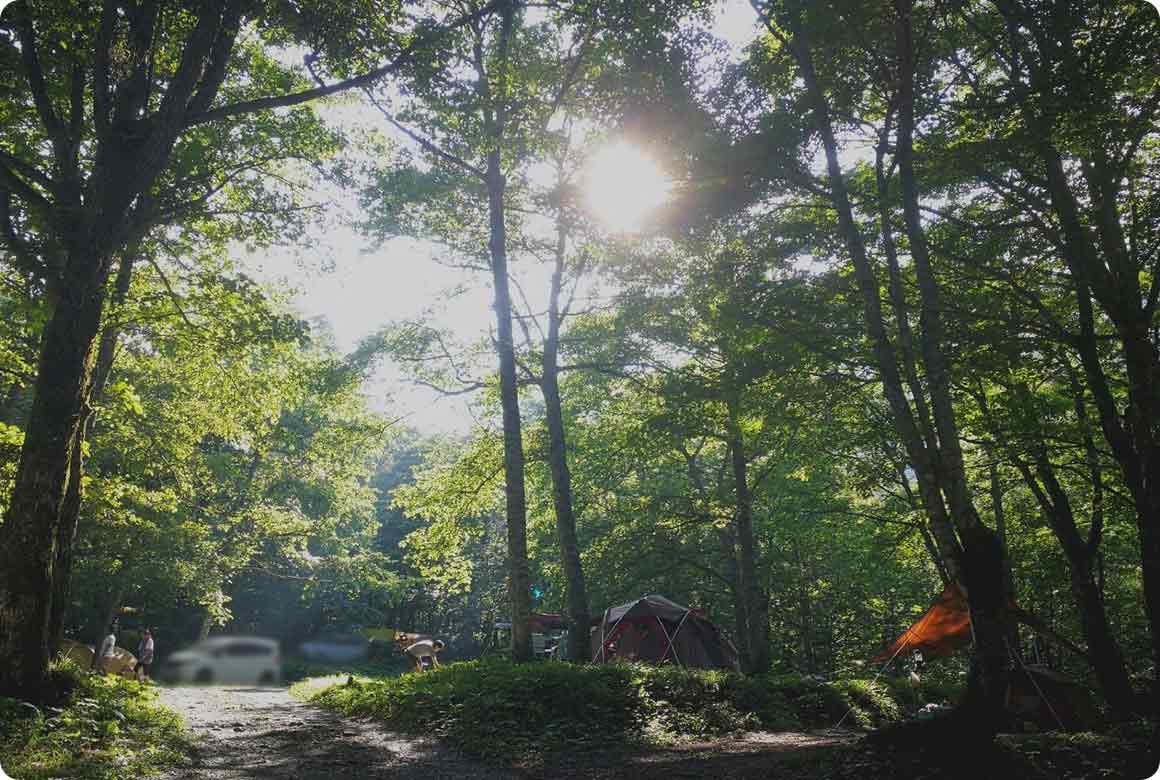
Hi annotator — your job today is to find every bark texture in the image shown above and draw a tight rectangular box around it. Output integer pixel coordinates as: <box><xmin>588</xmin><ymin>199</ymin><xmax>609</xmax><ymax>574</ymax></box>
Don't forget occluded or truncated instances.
<box><xmin>480</xmin><ymin>0</ymin><xmax>531</xmax><ymax>661</ymax></box>
<box><xmin>728</xmin><ymin>401</ymin><xmax>770</xmax><ymax>673</ymax></box>
<box><xmin>542</xmin><ymin>230</ymin><xmax>590</xmax><ymax>662</ymax></box>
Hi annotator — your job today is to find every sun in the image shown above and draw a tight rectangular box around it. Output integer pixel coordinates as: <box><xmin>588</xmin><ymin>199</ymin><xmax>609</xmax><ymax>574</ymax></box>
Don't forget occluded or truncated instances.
<box><xmin>581</xmin><ymin>141</ymin><xmax>672</xmax><ymax>233</ymax></box>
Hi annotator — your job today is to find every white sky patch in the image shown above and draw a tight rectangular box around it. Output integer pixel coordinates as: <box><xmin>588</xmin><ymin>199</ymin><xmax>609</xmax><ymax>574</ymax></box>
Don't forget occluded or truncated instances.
<box><xmin>714</xmin><ymin>0</ymin><xmax>760</xmax><ymax>55</ymax></box>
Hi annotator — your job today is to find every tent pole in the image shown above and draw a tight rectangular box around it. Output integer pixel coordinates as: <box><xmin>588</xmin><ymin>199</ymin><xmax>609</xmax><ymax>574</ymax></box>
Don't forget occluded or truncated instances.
<box><xmin>667</xmin><ymin>609</ymin><xmax>691</xmax><ymax>667</ymax></box>
<box><xmin>595</xmin><ymin>607</ymin><xmax>611</xmax><ymax>663</ymax></box>
<box><xmin>1006</xmin><ymin>636</ymin><xmax>1066</xmax><ymax>731</ymax></box>
<box><xmin>656</xmin><ymin>615</ymin><xmax>681</xmax><ymax>668</ymax></box>
<box><xmin>598</xmin><ymin>607</ymin><xmax>631</xmax><ymax>664</ymax></box>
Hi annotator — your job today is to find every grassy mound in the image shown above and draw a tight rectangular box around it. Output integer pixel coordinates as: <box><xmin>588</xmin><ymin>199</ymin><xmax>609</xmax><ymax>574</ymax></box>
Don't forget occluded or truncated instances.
<box><xmin>0</xmin><ymin>660</ymin><xmax>190</xmax><ymax>780</ymax></box>
<box><xmin>302</xmin><ymin>658</ymin><xmax>960</xmax><ymax>761</ymax></box>
<box><xmin>307</xmin><ymin>659</ymin><xmax>643</xmax><ymax>760</ymax></box>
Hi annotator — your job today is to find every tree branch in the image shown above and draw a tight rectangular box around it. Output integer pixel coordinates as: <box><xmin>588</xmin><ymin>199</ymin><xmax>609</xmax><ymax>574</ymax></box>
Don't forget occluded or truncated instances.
<box><xmin>14</xmin><ymin>7</ymin><xmax>70</xmax><ymax>163</ymax></box>
<box><xmin>187</xmin><ymin>0</ymin><xmax>503</xmax><ymax>127</ymax></box>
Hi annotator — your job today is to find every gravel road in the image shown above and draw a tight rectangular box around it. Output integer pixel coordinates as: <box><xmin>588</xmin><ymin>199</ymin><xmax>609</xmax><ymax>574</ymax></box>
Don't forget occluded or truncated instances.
<box><xmin>158</xmin><ymin>685</ymin><xmax>516</xmax><ymax>779</ymax></box>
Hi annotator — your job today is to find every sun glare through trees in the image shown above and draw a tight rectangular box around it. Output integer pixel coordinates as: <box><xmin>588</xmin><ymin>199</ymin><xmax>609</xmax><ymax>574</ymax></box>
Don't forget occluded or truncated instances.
<box><xmin>581</xmin><ymin>141</ymin><xmax>672</xmax><ymax>233</ymax></box>
<box><xmin>0</xmin><ymin>0</ymin><xmax>1157</xmax><ymax>778</ymax></box>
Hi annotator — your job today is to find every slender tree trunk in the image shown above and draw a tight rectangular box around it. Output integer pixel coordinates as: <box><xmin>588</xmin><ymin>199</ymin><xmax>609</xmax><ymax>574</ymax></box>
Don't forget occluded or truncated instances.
<box><xmin>474</xmin><ymin>0</ymin><xmax>531</xmax><ymax>663</ymax></box>
<box><xmin>0</xmin><ymin>254</ymin><xmax>113</xmax><ymax>697</ymax></box>
<box><xmin>798</xmin><ymin>566</ymin><xmax>814</xmax><ymax>675</ymax></box>
<box><xmin>876</xmin><ymin>141</ymin><xmax>937</xmax><ymax>457</ymax></box>
<box><xmin>485</xmin><ymin>154</ymin><xmax>532</xmax><ymax>663</ymax></box>
<box><xmin>727</xmin><ymin>400</ymin><xmax>769</xmax><ymax>673</ymax></box>
<box><xmin>541</xmin><ymin>228</ymin><xmax>590</xmax><ymax>662</ymax></box>
<box><xmin>1002</xmin><ymin>15</ymin><xmax>1160</xmax><ymax>709</ymax></box>
<box><xmin>988</xmin><ymin>462</ymin><xmax>1015</xmax><ymax>608</ymax></box>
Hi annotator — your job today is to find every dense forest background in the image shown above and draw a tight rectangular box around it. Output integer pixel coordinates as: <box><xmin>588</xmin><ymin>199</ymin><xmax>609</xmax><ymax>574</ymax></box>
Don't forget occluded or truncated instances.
<box><xmin>0</xmin><ymin>0</ymin><xmax>1157</xmax><ymax>736</ymax></box>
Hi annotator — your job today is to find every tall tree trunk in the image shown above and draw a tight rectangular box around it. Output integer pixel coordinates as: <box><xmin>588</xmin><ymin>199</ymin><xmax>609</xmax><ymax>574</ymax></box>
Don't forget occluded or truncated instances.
<box><xmin>893</xmin><ymin>0</ymin><xmax>1012</xmax><ymax>733</ymax></box>
<box><xmin>49</xmin><ymin>253</ymin><xmax>135</xmax><ymax>653</ymax></box>
<box><xmin>476</xmin><ymin>0</ymin><xmax>531</xmax><ymax>662</ymax></box>
<box><xmin>0</xmin><ymin>255</ymin><xmax>112</xmax><ymax>697</ymax></box>
<box><xmin>781</xmin><ymin>18</ymin><xmax>965</xmax><ymax>590</ymax></box>
<box><xmin>1005</xmin><ymin>435</ymin><xmax>1138</xmax><ymax>715</ymax></box>
<box><xmin>992</xmin><ymin>0</ymin><xmax>1160</xmax><ymax>715</ymax></box>
<box><xmin>773</xmin><ymin>2</ymin><xmax>1010</xmax><ymax>738</ymax></box>
<box><xmin>487</xmin><ymin>158</ymin><xmax>532</xmax><ymax>662</ymax></box>
<box><xmin>542</xmin><ymin>226</ymin><xmax>590</xmax><ymax>662</ymax></box>
<box><xmin>727</xmin><ymin>400</ymin><xmax>769</xmax><ymax>673</ymax></box>
<box><xmin>876</xmin><ymin>140</ymin><xmax>938</xmax><ymax>458</ymax></box>
<box><xmin>718</xmin><ymin>526</ymin><xmax>748</xmax><ymax>661</ymax></box>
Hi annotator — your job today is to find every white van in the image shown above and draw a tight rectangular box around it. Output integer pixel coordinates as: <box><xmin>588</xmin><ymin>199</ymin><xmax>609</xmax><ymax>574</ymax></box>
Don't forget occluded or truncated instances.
<box><xmin>160</xmin><ymin>636</ymin><xmax>281</xmax><ymax>685</ymax></box>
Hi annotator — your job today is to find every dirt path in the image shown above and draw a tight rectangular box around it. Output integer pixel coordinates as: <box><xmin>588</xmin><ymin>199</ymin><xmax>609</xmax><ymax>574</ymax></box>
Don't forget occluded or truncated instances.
<box><xmin>160</xmin><ymin>685</ymin><xmax>862</xmax><ymax>779</ymax></box>
<box><xmin>159</xmin><ymin>685</ymin><xmax>517</xmax><ymax>779</ymax></box>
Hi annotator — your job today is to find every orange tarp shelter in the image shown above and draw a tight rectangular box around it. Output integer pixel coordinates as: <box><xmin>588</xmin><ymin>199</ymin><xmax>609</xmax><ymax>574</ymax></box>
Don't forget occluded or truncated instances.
<box><xmin>873</xmin><ymin>584</ymin><xmax>973</xmax><ymax>663</ymax></box>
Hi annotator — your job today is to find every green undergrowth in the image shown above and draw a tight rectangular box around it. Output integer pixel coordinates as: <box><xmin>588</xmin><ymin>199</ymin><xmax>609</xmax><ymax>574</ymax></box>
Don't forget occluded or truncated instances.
<box><xmin>302</xmin><ymin>658</ymin><xmax>962</xmax><ymax>761</ymax></box>
<box><xmin>0</xmin><ymin>660</ymin><xmax>190</xmax><ymax>779</ymax></box>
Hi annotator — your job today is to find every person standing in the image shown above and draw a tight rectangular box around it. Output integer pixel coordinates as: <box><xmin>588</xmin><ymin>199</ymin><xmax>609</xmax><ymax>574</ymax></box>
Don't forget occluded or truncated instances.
<box><xmin>136</xmin><ymin>629</ymin><xmax>155</xmax><ymax>682</ymax></box>
<box><xmin>94</xmin><ymin>626</ymin><xmax>117</xmax><ymax>674</ymax></box>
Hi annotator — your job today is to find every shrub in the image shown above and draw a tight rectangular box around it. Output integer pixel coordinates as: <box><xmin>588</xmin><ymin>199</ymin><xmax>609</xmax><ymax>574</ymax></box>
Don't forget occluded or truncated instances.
<box><xmin>634</xmin><ymin>666</ymin><xmax>758</xmax><ymax>738</ymax></box>
<box><xmin>0</xmin><ymin>659</ymin><xmax>190</xmax><ymax>779</ymax></box>
<box><xmin>828</xmin><ymin>680</ymin><xmax>900</xmax><ymax>728</ymax></box>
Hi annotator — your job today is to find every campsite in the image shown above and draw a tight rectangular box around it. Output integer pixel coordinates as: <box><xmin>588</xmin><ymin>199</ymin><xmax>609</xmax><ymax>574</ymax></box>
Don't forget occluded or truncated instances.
<box><xmin>0</xmin><ymin>0</ymin><xmax>1159</xmax><ymax>778</ymax></box>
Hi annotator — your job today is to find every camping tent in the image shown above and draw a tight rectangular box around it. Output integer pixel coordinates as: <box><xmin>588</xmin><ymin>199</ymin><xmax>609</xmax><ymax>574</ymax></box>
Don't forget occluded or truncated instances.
<box><xmin>590</xmin><ymin>595</ymin><xmax>740</xmax><ymax>671</ymax></box>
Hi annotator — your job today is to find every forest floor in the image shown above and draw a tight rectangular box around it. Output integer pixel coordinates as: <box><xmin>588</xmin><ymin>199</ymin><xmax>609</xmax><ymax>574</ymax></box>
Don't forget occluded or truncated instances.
<box><xmin>157</xmin><ymin>685</ymin><xmax>865</xmax><ymax>779</ymax></box>
<box><xmin>160</xmin><ymin>685</ymin><xmax>1157</xmax><ymax>779</ymax></box>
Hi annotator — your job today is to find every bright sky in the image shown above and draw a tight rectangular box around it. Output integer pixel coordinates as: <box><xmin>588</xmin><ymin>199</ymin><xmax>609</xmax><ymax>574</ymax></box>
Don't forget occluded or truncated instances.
<box><xmin>239</xmin><ymin>0</ymin><xmax>760</xmax><ymax>436</ymax></box>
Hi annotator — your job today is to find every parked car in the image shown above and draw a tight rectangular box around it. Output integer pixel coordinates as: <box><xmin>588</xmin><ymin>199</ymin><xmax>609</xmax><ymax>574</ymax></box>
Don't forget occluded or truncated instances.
<box><xmin>159</xmin><ymin>636</ymin><xmax>281</xmax><ymax>685</ymax></box>
<box><xmin>298</xmin><ymin>633</ymin><xmax>369</xmax><ymax>663</ymax></box>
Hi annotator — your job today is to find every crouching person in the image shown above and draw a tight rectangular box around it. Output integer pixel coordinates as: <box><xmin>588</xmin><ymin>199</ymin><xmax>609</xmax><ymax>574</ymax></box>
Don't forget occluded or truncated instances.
<box><xmin>404</xmin><ymin>638</ymin><xmax>445</xmax><ymax>672</ymax></box>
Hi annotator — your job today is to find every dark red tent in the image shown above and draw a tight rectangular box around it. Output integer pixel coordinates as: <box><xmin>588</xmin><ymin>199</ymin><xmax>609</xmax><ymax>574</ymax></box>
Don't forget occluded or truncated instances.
<box><xmin>591</xmin><ymin>595</ymin><xmax>740</xmax><ymax>671</ymax></box>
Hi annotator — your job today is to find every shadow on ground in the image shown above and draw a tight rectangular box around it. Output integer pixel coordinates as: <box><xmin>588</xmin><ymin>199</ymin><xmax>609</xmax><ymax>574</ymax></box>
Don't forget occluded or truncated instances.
<box><xmin>160</xmin><ymin>686</ymin><xmax>515</xmax><ymax>779</ymax></box>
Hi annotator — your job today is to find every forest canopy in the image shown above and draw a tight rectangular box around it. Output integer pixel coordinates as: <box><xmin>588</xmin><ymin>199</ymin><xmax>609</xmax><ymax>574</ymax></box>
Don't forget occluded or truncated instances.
<box><xmin>0</xmin><ymin>0</ymin><xmax>1157</xmax><ymax>761</ymax></box>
